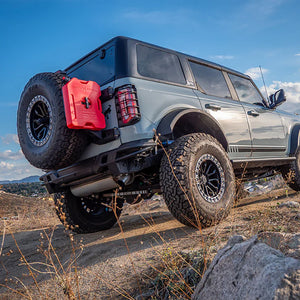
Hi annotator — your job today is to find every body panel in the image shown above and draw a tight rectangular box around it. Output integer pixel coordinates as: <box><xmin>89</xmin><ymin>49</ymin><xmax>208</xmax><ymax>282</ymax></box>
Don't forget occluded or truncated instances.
<box><xmin>193</xmin><ymin>90</ymin><xmax>252</xmax><ymax>159</ymax></box>
<box><xmin>242</xmin><ymin>103</ymin><xmax>287</xmax><ymax>157</ymax></box>
<box><xmin>116</xmin><ymin>77</ymin><xmax>202</xmax><ymax>144</ymax></box>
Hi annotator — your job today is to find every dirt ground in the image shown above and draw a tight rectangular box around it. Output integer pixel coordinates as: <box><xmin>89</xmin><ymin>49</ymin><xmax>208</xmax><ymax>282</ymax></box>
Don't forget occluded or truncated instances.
<box><xmin>0</xmin><ymin>188</ymin><xmax>299</xmax><ymax>299</ymax></box>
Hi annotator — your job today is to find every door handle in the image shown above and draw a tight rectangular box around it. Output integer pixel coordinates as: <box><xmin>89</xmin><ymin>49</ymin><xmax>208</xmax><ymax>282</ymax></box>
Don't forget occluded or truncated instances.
<box><xmin>205</xmin><ymin>104</ymin><xmax>221</xmax><ymax>110</ymax></box>
<box><xmin>248</xmin><ymin>110</ymin><xmax>259</xmax><ymax>117</ymax></box>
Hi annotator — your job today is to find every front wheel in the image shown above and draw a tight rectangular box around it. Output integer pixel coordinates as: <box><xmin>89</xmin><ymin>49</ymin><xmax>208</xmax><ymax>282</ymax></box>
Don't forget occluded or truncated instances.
<box><xmin>54</xmin><ymin>190</ymin><xmax>123</xmax><ymax>233</ymax></box>
<box><xmin>281</xmin><ymin>147</ymin><xmax>300</xmax><ymax>191</ymax></box>
<box><xmin>160</xmin><ymin>133</ymin><xmax>235</xmax><ymax>227</ymax></box>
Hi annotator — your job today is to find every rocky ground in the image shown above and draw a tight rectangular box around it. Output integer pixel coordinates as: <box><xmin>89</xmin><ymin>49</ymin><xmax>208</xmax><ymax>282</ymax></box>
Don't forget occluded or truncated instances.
<box><xmin>0</xmin><ymin>187</ymin><xmax>299</xmax><ymax>299</ymax></box>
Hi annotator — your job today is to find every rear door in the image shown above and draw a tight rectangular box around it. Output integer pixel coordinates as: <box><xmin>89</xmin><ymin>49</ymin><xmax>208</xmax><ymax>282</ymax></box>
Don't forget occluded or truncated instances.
<box><xmin>189</xmin><ymin>61</ymin><xmax>252</xmax><ymax>159</ymax></box>
<box><xmin>228</xmin><ymin>73</ymin><xmax>287</xmax><ymax>158</ymax></box>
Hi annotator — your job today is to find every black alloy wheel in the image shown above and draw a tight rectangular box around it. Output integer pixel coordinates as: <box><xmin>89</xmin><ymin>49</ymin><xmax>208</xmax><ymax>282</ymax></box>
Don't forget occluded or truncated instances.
<box><xmin>195</xmin><ymin>153</ymin><xmax>225</xmax><ymax>203</ymax></box>
<box><xmin>26</xmin><ymin>95</ymin><xmax>52</xmax><ymax>146</ymax></box>
<box><xmin>54</xmin><ymin>190</ymin><xmax>123</xmax><ymax>233</ymax></box>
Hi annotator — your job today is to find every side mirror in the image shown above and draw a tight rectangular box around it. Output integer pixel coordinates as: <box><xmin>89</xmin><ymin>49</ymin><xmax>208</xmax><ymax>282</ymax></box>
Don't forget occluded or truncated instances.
<box><xmin>268</xmin><ymin>89</ymin><xmax>286</xmax><ymax>109</ymax></box>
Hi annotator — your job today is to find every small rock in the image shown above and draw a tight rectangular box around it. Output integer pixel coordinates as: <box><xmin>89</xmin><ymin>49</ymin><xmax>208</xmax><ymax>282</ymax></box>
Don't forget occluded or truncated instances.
<box><xmin>278</xmin><ymin>201</ymin><xmax>300</xmax><ymax>208</ymax></box>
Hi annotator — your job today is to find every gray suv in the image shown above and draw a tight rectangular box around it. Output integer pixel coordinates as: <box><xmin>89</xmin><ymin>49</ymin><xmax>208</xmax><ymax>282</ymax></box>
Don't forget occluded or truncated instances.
<box><xmin>17</xmin><ymin>36</ymin><xmax>300</xmax><ymax>233</ymax></box>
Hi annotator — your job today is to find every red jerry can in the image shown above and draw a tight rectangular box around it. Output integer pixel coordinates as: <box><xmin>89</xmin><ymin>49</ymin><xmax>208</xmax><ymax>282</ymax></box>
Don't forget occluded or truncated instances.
<box><xmin>62</xmin><ymin>78</ymin><xmax>106</xmax><ymax>130</ymax></box>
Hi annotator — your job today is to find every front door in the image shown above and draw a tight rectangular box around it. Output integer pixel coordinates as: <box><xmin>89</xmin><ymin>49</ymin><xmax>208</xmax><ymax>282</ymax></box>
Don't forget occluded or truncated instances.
<box><xmin>189</xmin><ymin>61</ymin><xmax>252</xmax><ymax>159</ymax></box>
<box><xmin>228</xmin><ymin>73</ymin><xmax>286</xmax><ymax>158</ymax></box>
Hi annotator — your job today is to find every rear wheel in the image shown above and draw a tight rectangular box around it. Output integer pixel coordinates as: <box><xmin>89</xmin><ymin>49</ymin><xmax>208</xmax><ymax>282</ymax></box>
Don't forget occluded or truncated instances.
<box><xmin>54</xmin><ymin>190</ymin><xmax>123</xmax><ymax>233</ymax></box>
<box><xmin>160</xmin><ymin>133</ymin><xmax>235</xmax><ymax>227</ymax></box>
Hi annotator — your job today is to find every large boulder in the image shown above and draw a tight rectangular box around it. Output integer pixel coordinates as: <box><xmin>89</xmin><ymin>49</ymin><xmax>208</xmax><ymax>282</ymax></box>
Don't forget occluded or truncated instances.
<box><xmin>192</xmin><ymin>233</ymin><xmax>300</xmax><ymax>300</ymax></box>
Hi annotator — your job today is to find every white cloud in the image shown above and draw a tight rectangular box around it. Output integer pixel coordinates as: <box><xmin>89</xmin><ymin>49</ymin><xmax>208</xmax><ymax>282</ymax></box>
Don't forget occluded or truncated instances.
<box><xmin>1</xmin><ymin>134</ymin><xmax>19</xmax><ymax>145</ymax></box>
<box><xmin>265</xmin><ymin>81</ymin><xmax>300</xmax><ymax>114</ymax></box>
<box><xmin>211</xmin><ymin>55</ymin><xmax>234</xmax><ymax>60</ymax></box>
<box><xmin>0</xmin><ymin>145</ymin><xmax>42</xmax><ymax>180</ymax></box>
<box><xmin>295</xmin><ymin>53</ymin><xmax>300</xmax><ymax>56</ymax></box>
<box><xmin>0</xmin><ymin>161</ymin><xmax>42</xmax><ymax>181</ymax></box>
<box><xmin>0</xmin><ymin>161</ymin><xmax>14</xmax><ymax>170</ymax></box>
<box><xmin>0</xmin><ymin>149</ymin><xmax>23</xmax><ymax>160</ymax></box>
<box><xmin>245</xmin><ymin>67</ymin><xmax>268</xmax><ymax>80</ymax></box>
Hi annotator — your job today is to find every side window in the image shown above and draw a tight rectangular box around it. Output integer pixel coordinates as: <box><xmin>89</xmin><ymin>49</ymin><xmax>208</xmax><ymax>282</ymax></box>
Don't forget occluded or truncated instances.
<box><xmin>228</xmin><ymin>73</ymin><xmax>263</xmax><ymax>105</ymax></box>
<box><xmin>136</xmin><ymin>44</ymin><xmax>186</xmax><ymax>84</ymax></box>
<box><xmin>189</xmin><ymin>61</ymin><xmax>231</xmax><ymax>98</ymax></box>
<box><xmin>68</xmin><ymin>46</ymin><xmax>115</xmax><ymax>86</ymax></box>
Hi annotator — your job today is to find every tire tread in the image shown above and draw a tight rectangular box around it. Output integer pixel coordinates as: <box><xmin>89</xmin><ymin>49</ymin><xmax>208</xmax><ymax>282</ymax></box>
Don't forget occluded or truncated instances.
<box><xmin>160</xmin><ymin>133</ymin><xmax>235</xmax><ymax>227</ymax></box>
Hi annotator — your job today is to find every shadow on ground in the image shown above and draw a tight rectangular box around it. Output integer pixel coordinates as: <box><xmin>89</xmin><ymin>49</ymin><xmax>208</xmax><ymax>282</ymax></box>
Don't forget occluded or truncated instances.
<box><xmin>0</xmin><ymin>209</ymin><xmax>196</xmax><ymax>293</ymax></box>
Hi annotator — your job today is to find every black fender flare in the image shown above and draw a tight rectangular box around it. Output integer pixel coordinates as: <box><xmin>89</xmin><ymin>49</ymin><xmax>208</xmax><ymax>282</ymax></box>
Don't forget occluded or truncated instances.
<box><xmin>156</xmin><ymin>108</ymin><xmax>228</xmax><ymax>150</ymax></box>
<box><xmin>289</xmin><ymin>124</ymin><xmax>300</xmax><ymax>155</ymax></box>
<box><xmin>156</xmin><ymin>108</ymin><xmax>187</xmax><ymax>138</ymax></box>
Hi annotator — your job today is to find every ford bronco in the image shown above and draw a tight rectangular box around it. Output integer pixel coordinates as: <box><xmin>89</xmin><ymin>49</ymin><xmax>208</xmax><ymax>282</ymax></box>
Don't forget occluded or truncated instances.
<box><xmin>17</xmin><ymin>36</ymin><xmax>300</xmax><ymax>233</ymax></box>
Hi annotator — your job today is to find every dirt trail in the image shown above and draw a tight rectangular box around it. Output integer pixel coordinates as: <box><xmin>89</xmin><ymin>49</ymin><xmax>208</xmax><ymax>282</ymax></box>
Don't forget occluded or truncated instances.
<box><xmin>0</xmin><ymin>189</ymin><xmax>299</xmax><ymax>299</ymax></box>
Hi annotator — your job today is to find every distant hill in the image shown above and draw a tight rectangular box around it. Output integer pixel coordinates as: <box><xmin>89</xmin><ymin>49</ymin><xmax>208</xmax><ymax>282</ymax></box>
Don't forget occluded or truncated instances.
<box><xmin>0</xmin><ymin>175</ymin><xmax>40</xmax><ymax>184</ymax></box>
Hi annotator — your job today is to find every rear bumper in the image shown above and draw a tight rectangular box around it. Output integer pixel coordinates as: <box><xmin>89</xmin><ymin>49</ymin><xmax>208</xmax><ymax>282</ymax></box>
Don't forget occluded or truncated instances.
<box><xmin>40</xmin><ymin>139</ymin><xmax>156</xmax><ymax>194</ymax></box>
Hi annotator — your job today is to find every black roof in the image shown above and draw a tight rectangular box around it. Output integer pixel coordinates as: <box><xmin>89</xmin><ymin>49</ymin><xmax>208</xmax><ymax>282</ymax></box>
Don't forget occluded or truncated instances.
<box><xmin>65</xmin><ymin>36</ymin><xmax>248</xmax><ymax>79</ymax></box>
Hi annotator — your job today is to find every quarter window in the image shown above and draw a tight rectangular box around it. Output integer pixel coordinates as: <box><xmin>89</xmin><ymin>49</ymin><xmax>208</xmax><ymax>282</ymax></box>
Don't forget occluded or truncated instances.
<box><xmin>228</xmin><ymin>74</ymin><xmax>263</xmax><ymax>105</ymax></box>
<box><xmin>137</xmin><ymin>45</ymin><xmax>186</xmax><ymax>84</ymax></box>
<box><xmin>189</xmin><ymin>62</ymin><xmax>231</xmax><ymax>98</ymax></box>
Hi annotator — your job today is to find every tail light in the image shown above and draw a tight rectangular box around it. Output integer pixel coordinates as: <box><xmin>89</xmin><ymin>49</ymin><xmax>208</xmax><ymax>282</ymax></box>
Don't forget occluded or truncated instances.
<box><xmin>116</xmin><ymin>85</ymin><xmax>141</xmax><ymax>127</ymax></box>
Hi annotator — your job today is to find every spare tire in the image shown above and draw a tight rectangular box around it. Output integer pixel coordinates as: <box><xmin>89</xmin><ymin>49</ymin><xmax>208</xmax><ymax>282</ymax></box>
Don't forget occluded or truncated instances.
<box><xmin>17</xmin><ymin>72</ymin><xmax>88</xmax><ymax>170</ymax></box>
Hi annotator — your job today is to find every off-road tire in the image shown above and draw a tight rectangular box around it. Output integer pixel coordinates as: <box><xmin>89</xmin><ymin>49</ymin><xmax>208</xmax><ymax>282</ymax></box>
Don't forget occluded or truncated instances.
<box><xmin>54</xmin><ymin>190</ymin><xmax>123</xmax><ymax>233</ymax></box>
<box><xmin>160</xmin><ymin>133</ymin><xmax>235</xmax><ymax>227</ymax></box>
<box><xmin>17</xmin><ymin>72</ymin><xmax>87</xmax><ymax>170</ymax></box>
<box><xmin>281</xmin><ymin>147</ymin><xmax>300</xmax><ymax>191</ymax></box>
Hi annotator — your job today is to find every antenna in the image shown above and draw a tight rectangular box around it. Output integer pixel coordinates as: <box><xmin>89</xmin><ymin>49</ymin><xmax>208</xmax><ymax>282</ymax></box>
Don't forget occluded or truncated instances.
<box><xmin>259</xmin><ymin>65</ymin><xmax>269</xmax><ymax>101</ymax></box>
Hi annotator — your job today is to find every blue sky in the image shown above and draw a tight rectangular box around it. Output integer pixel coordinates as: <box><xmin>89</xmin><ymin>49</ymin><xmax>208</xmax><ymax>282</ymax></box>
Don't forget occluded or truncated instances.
<box><xmin>0</xmin><ymin>0</ymin><xmax>300</xmax><ymax>180</ymax></box>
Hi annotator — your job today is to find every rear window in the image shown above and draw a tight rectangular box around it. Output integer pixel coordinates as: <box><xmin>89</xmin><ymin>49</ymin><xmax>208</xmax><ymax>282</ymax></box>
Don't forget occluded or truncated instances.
<box><xmin>137</xmin><ymin>44</ymin><xmax>186</xmax><ymax>85</ymax></box>
<box><xmin>68</xmin><ymin>46</ymin><xmax>115</xmax><ymax>85</ymax></box>
<box><xmin>189</xmin><ymin>62</ymin><xmax>231</xmax><ymax>98</ymax></box>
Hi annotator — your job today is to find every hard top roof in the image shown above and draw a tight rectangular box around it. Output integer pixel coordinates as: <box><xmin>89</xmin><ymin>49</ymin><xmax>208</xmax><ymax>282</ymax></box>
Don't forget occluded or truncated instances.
<box><xmin>65</xmin><ymin>36</ymin><xmax>249</xmax><ymax>79</ymax></box>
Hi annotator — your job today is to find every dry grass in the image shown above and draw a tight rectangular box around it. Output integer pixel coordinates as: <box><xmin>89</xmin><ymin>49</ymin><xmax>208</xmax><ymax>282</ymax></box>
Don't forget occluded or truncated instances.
<box><xmin>0</xmin><ymin>188</ymin><xmax>299</xmax><ymax>299</ymax></box>
<box><xmin>0</xmin><ymin>192</ymin><xmax>58</xmax><ymax>234</ymax></box>
<box><xmin>0</xmin><ymin>143</ymin><xmax>300</xmax><ymax>299</ymax></box>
